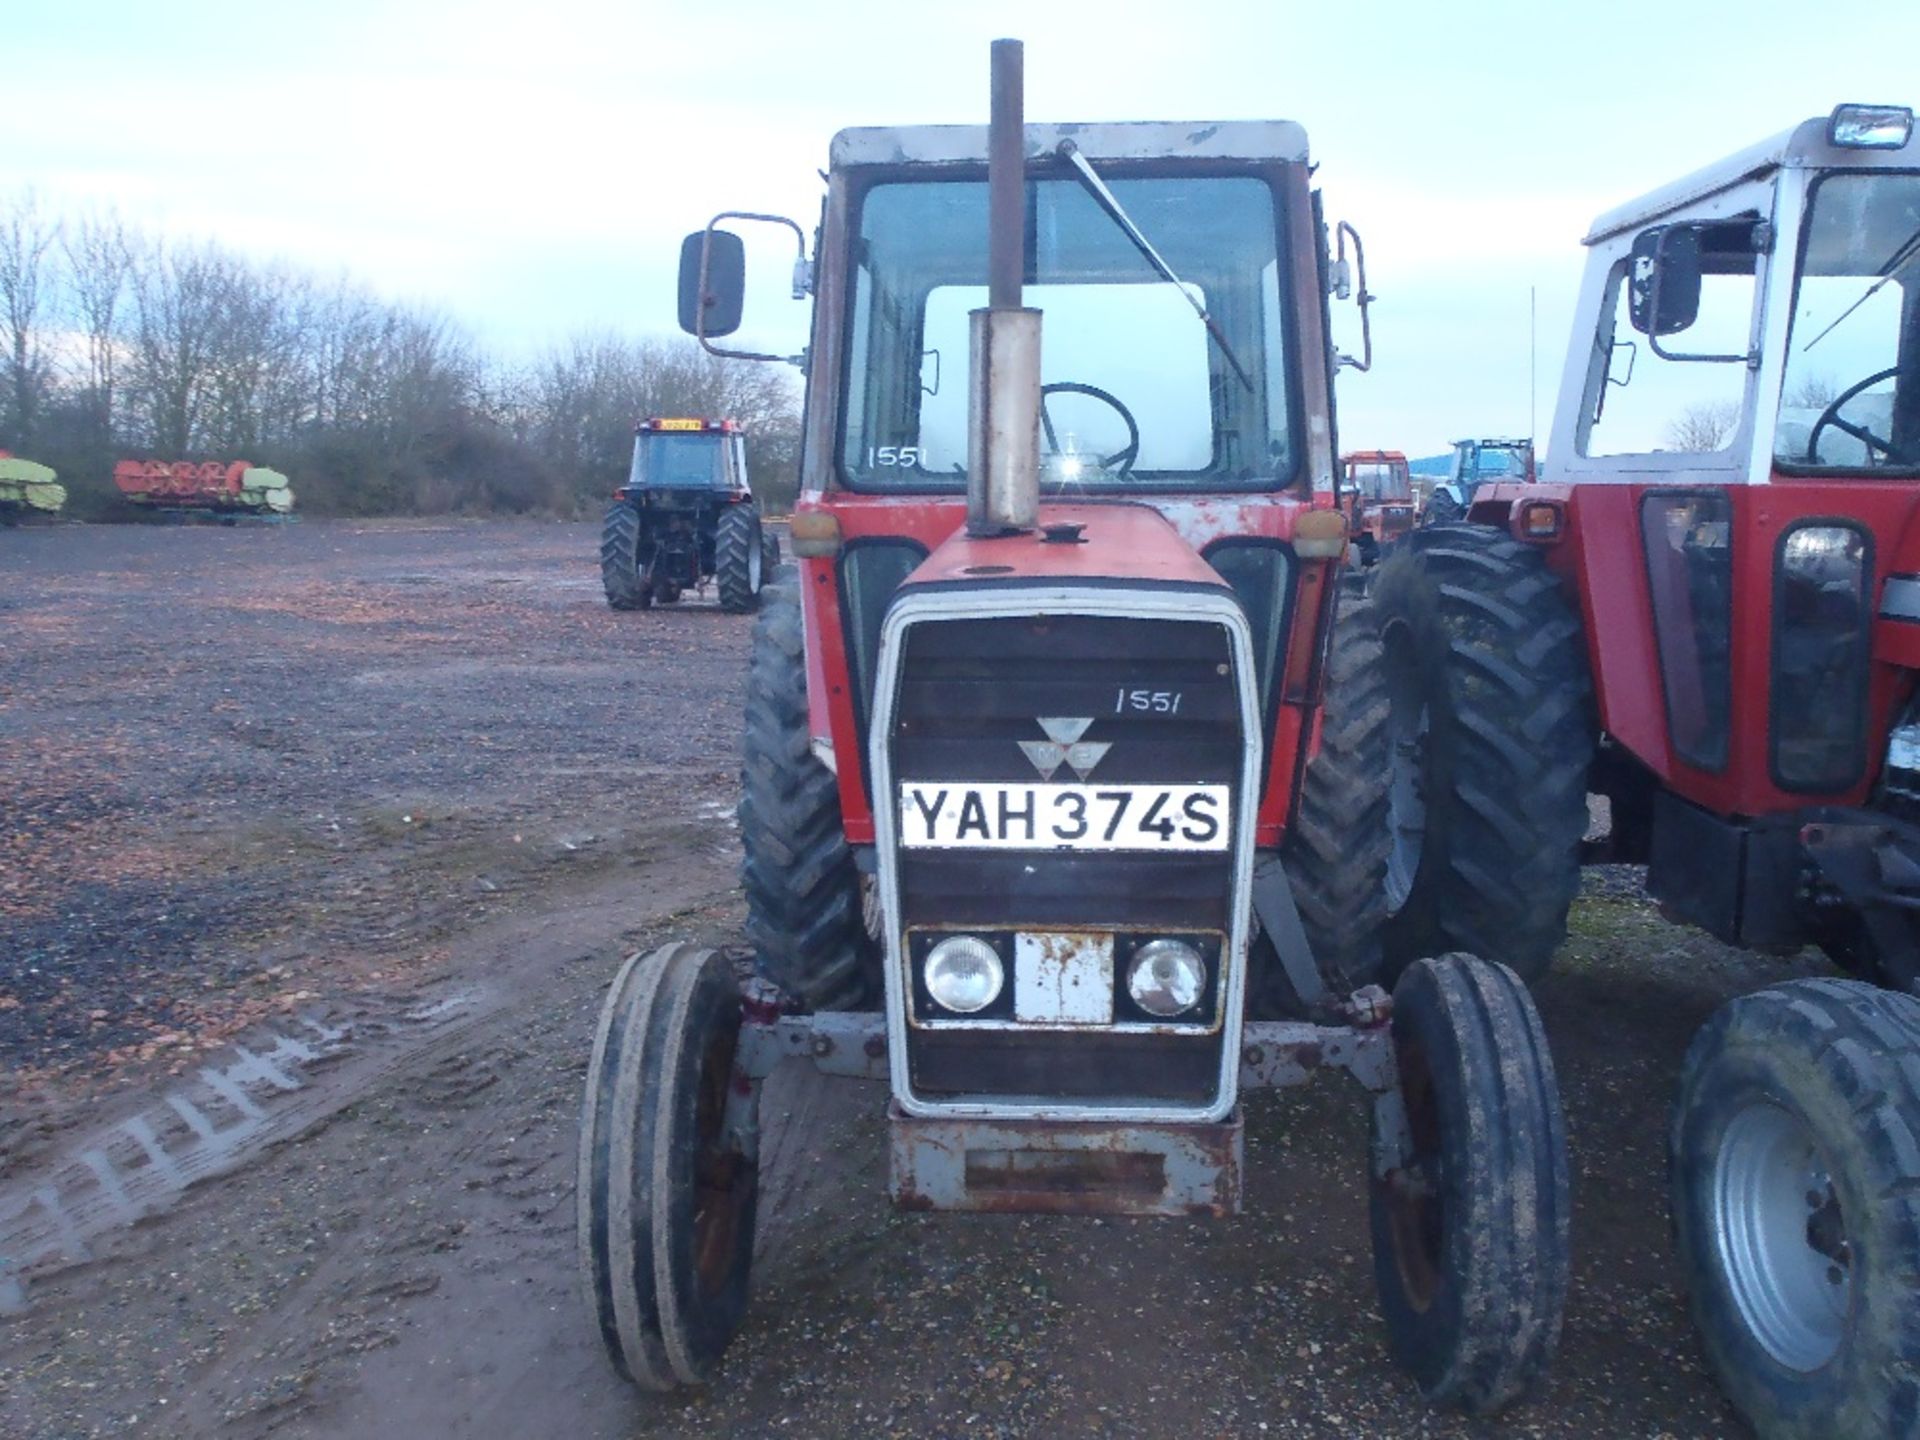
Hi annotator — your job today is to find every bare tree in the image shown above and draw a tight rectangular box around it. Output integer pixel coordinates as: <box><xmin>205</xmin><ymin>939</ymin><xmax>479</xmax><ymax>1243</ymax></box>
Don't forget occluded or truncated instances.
<box><xmin>1665</xmin><ymin>399</ymin><xmax>1742</xmax><ymax>453</ymax></box>
<box><xmin>0</xmin><ymin>190</ymin><xmax>60</xmax><ymax>448</ymax></box>
<box><xmin>1785</xmin><ymin>373</ymin><xmax>1841</xmax><ymax>411</ymax></box>
<box><xmin>62</xmin><ymin>211</ymin><xmax>133</xmax><ymax>439</ymax></box>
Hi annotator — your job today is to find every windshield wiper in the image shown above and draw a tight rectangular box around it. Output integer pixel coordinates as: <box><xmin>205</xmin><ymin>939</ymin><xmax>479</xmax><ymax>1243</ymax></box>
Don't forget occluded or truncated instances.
<box><xmin>1055</xmin><ymin>139</ymin><xmax>1255</xmax><ymax>393</ymax></box>
<box><xmin>1801</xmin><ymin>218</ymin><xmax>1920</xmax><ymax>354</ymax></box>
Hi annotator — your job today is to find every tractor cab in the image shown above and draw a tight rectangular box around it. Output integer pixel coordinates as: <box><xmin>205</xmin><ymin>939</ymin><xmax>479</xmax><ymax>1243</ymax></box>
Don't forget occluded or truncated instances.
<box><xmin>624</xmin><ymin>417</ymin><xmax>749</xmax><ymax>494</ymax></box>
<box><xmin>1467</xmin><ymin>102</ymin><xmax>1920</xmax><ymax>971</ymax></box>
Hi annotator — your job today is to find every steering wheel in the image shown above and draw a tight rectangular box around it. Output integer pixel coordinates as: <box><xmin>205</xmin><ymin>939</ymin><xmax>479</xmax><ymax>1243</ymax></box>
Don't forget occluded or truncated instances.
<box><xmin>1806</xmin><ymin>366</ymin><xmax>1915</xmax><ymax>465</ymax></box>
<box><xmin>1039</xmin><ymin>382</ymin><xmax>1140</xmax><ymax>477</ymax></box>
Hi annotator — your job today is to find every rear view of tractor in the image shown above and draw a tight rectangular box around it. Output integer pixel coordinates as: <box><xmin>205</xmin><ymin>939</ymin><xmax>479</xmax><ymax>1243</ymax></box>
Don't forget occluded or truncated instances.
<box><xmin>600</xmin><ymin>417</ymin><xmax>778</xmax><ymax>611</ymax></box>
<box><xmin>1340</xmin><ymin>449</ymin><xmax>1414</xmax><ymax>565</ymax></box>
<box><xmin>0</xmin><ymin>451</ymin><xmax>65</xmax><ymax>523</ymax></box>
<box><xmin>1373</xmin><ymin>104</ymin><xmax>1920</xmax><ymax>1437</ymax></box>
<box><xmin>577</xmin><ymin>40</ymin><xmax>1572</xmax><ymax>1417</ymax></box>
<box><xmin>1419</xmin><ymin>436</ymin><xmax>1532</xmax><ymax>524</ymax></box>
<box><xmin>113</xmin><ymin>459</ymin><xmax>293</xmax><ymax>518</ymax></box>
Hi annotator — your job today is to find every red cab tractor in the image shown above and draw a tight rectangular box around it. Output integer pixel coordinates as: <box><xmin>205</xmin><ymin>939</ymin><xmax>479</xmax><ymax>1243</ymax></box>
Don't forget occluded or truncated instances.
<box><xmin>1373</xmin><ymin>103</ymin><xmax>1920</xmax><ymax>1436</ymax></box>
<box><xmin>1340</xmin><ymin>449</ymin><xmax>1415</xmax><ymax>565</ymax></box>
<box><xmin>577</xmin><ymin>41</ymin><xmax>1571</xmax><ymax>1416</ymax></box>
<box><xmin>600</xmin><ymin>417</ymin><xmax>779</xmax><ymax>611</ymax></box>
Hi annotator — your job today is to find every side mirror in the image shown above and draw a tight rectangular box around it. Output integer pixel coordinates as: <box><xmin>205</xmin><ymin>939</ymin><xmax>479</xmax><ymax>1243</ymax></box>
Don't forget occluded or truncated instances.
<box><xmin>1628</xmin><ymin>226</ymin><xmax>1702</xmax><ymax>337</ymax></box>
<box><xmin>678</xmin><ymin>230</ymin><xmax>745</xmax><ymax>339</ymax></box>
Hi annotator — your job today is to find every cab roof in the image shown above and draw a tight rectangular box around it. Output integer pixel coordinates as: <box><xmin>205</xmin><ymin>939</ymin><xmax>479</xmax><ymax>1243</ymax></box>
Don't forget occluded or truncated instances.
<box><xmin>830</xmin><ymin>121</ymin><xmax>1308</xmax><ymax>170</ymax></box>
<box><xmin>1585</xmin><ymin>112</ymin><xmax>1920</xmax><ymax>244</ymax></box>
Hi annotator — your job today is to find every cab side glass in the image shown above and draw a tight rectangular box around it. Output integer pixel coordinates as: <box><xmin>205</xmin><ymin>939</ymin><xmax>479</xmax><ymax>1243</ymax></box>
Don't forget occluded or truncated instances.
<box><xmin>678</xmin><ymin>231</ymin><xmax>746</xmax><ymax>338</ymax></box>
<box><xmin>1641</xmin><ymin>492</ymin><xmax>1734</xmax><ymax>771</ymax></box>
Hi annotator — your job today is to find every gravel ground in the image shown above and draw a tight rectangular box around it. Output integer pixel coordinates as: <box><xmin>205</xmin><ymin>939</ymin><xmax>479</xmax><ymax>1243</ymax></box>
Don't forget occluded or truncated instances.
<box><xmin>0</xmin><ymin>520</ymin><xmax>1824</xmax><ymax>1438</ymax></box>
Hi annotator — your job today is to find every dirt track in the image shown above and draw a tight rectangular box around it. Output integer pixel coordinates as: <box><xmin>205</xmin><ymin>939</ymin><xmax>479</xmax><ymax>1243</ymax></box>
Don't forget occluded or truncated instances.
<box><xmin>0</xmin><ymin>520</ymin><xmax>1820</xmax><ymax>1438</ymax></box>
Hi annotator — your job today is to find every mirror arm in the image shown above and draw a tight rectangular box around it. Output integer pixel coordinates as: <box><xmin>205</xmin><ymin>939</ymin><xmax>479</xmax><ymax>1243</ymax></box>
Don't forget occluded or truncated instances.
<box><xmin>1642</xmin><ymin>225</ymin><xmax>1758</xmax><ymax>368</ymax></box>
<box><xmin>695</xmin><ymin>212</ymin><xmax>811</xmax><ymax>367</ymax></box>
<box><xmin>1333</xmin><ymin>221</ymin><xmax>1374</xmax><ymax>373</ymax></box>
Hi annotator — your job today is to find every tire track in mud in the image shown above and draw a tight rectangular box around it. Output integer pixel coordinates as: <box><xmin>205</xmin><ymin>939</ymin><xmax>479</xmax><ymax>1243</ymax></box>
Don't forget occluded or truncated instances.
<box><xmin>0</xmin><ymin>869</ymin><xmax>741</xmax><ymax>1320</ymax></box>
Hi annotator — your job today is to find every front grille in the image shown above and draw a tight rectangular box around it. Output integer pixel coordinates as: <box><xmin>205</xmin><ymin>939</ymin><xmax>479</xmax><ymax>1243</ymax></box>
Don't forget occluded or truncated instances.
<box><xmin>884</xmin><ymin>611</ymin><xmax>1248</xmax><ymax>1112</ymax></box>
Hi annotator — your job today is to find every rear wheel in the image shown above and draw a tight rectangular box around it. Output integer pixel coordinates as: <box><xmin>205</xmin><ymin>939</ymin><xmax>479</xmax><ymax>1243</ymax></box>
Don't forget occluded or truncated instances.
<box><xmin>600</xmin><ymin>501</ymin><xmax>651</xmax><ymax>611</ymax></box>
<box><xmin>1370</xmin><ymin>953</ymin><xmax>1570</xmax><ymax>1413</ymax></box>
<box><xmin>715</xmin><ymin>504</ymin><xmax>765</xmax><ymax>613</ymax></box>
<box><xmin>740</xmin><ymin>584</ymin><xmax>878</xmax><ymax>1010</ymax></box>
<box><xmin>577</xmin><ymin>942</ymin><xmax>757</xmax><ymax>1390</ymax></box>
<box><xmin>1371</xmin><ymin>525</ymin><xmax>1593</xmax><ymax>983</ymax></box>
<box><xmin>1671</xmin><ymin>979</ymin><xmax>1920</xmax><ymax>1439</ymax></box>
<box><xmin>1256</xmin><ymin>575</ymin><xmax>1390</xmax><ymax>1016</ymax></box>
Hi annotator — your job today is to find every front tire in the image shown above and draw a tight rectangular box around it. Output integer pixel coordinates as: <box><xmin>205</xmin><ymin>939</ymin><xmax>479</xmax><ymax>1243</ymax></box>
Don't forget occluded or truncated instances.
<box><xmin>577</xmin><ymin>942</ymin><xmax>757</xmax><ymax>1390</ymax></box>
<box><xmin>1671</xmin><ymin>979</ymin><xmax>1920</xmax><ymax>1439</ymax></box>
<box><xmin>601</xmin><ymin>501</ymin><xmax>650</xmax><ymax>611</ymax></box>
<box><xmin>1370</xmin><ymin>953</ymin><xmax>1570</xmax><ymax>1413</ymax></box>
<box><xmin>1371</xmin><ymin>526</ymin><xmax>1593</xmax><ymax>983</ymax></box>
<box><xmin>740</xmin><ymin>585</ymin><xmax>878</xmax><ymax>1010</ymax></box>
<box><xmin>715</xmin><ymin>504</ymin><xmax>765</xmax><ymax>613</ymax></box>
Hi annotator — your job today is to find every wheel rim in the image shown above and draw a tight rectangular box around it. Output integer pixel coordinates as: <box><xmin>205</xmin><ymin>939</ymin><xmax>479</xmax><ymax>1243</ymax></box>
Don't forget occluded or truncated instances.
<box><xmin>689</xmin><ymin>1023</ymin><xmax>748</xmax><ymax>1298</ymax></box>
<box><xmin>1383</xmin><ymin>1029</ymin><xmax>1444</xmax><ymax>1313</ymax></box>
<box><xmin>747</xmin><ymin>530</ymin><xmax>763</xmax><ymax>592</ymax></box>
<box><xmin>1711</xmin><ymin>1101</ymin><xmax>1851</xmax><ymax>1372</ymax></box>
<box><xmin>1382</xmin><ymin>624</ymin><xmax>1428</xmax><ymax>913</ymax></box>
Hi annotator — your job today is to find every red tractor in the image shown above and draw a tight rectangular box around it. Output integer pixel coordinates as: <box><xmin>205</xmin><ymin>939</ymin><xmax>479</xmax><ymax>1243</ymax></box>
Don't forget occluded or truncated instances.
<box><xmin>1372</xmin><ymin>104</ymin><xmax>1920</xmax><ymax>1436</ymax></box>
<box><xmin>577</xmin><ymin>41</ymin><xmax>1571</xmax><ymax>1416</ymax></box>
<box><xmin>1340</xmin><ymin>448</ymin><xmax>1415</xmax><ymax>565</ymax></box>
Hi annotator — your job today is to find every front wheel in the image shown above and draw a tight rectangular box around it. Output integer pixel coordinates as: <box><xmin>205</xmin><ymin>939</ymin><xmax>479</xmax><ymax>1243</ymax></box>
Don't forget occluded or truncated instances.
<box><xmin>714</xmin><ymin>504</ymin><xmax>765</xmax><ymax>613</ymax></box>
<box><xmin>1370</xmin><ymin>953</ymin><xmax>1570</xmax><ymax>1413</ymax></box>
<box><xmin>1671</xmin><ymin>979</ymin><xmax>1920</xmax><ymax>1439</ymax></box>
<box><xmin>577</xmin><ymin>942</ymin><xmax>758</xmax><ymax>1390</ymax></box>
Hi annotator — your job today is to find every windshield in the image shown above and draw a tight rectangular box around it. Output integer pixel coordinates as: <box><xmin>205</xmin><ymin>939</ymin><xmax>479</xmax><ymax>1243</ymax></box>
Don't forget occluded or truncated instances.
<box><xmin>1347</xmin><ymin>460</ymin><xmax>1408</xmax><ymax>500</ymax></box>
<box><xmin>1776</xmin><ymin>171</ymin><xmax>1920</xmax><ymax>471</ymax></box>
<box><xmin>632</xmin><ymin>432</ymin><xmax>724</xmax><ymax>488</ymax></box>
<box><xmin>839</xmin><ymin>172</ymin><xmax>1297</xmax><ymax>492</ymax></box>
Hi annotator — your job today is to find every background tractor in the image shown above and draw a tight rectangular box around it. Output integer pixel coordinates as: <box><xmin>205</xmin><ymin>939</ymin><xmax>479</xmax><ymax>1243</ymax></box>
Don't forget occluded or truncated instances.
<box><xmin>600</xmin><ymin>416</ymin><xmax>778</xmax><ymax>611</ymax></box>
<box><xmin>1340</xmin><ymin>449</ymin><xmax>1415</xmax><ymax>566</ymax></box>
<box><xmin>577</xmin><ymin>40</ymin><xmax>1571</xmax><ymax>1417</ymax></box>
<box><xmin>1419</xmin><ymin>436</ymin><xmax>1533</xmax><ymax>524</ymax></box>
<box><xmin>1372</xmin><ymin>104</ymin><xmax>1920</xmax><ymax>1437</ymax></box>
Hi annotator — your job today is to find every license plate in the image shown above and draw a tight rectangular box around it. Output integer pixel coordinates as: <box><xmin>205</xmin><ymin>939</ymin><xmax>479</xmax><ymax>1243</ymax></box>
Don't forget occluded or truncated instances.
<box><xmin>898</xmin><ymin>782</ymin><xmax>1229</xmax><ymax>852</ymax></box>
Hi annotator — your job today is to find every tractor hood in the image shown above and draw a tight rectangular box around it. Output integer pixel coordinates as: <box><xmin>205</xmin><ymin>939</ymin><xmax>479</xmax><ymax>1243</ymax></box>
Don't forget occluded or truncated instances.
<box><xmin>897</xmin><ymin>502</ymin><xmax>1232</xmax><ymax>596</ymax></box>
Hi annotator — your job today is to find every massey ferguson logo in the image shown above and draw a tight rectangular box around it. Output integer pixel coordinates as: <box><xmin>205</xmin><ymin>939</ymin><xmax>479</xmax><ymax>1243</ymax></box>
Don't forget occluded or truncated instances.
<box><xmin>1018</xmin><ymin>717</ymin><xmax>1111</xmax><ymax>782</ymax></box>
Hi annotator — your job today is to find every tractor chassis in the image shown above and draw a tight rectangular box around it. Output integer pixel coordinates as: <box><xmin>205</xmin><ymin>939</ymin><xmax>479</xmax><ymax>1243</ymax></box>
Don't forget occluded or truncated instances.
<box><xmin>726</xmin><ymin>979</ymin><xmax>1404</xmax><ymax>1218</ymax></box>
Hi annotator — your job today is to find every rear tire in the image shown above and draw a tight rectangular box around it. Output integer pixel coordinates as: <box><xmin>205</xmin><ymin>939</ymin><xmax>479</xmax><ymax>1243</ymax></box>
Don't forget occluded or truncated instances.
<box><xmin>715</xmin><ymin>505</ymin><xmax>765</xmax><ymax>614</ymax></box>
<box><xmin>740</xmin><ymin>585</ymin><xmax>878</xmax><ymax>1010</ymax></box>
<box><xmin>1370</xmin><ymin>953</ymin><xmax>1570</xmax><ymax>1413</ymax></box>
<box><xmin>578</xmin><ymin>942</ymin><xmax>757</xmax><ymax>1390</ymax></box>
<box><xmin>1671</xmin><ymin>979</ymin><xmax>1920</xmax><ymax>1439</ymax></box>
<box><xmin>1371</xmin><ymin>525</ymin><xmax>1593</xmax><ymax>983</ymax></box>
<box><xmin>1256</xmin><ymin>575</ymin><xmax>1390</xmax><ymax>1017</ymax></box>
<box><xmin>601</xmin><ymin>501</ymin><xmax>650</xmax><ymax>611</ymax></box>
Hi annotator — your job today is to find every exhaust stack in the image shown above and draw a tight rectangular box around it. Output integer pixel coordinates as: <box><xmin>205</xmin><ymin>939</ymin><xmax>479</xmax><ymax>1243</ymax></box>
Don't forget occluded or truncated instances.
<box><xmin>966</xmin><ymin>38</ymin><xmax>1041</xmax><ymax>537</ymax></box>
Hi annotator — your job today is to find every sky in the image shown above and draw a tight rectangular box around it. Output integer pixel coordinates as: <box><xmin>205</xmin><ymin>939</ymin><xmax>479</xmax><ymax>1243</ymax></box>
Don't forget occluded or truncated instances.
<box><xmin>6</xmin><ymin>0</ymin><xmax>1917</xmax><ymax>457</ymax></box>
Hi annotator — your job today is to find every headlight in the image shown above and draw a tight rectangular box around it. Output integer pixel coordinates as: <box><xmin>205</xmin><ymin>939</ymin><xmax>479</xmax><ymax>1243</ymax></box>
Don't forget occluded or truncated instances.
<box><xmin>924</xmin><ymin>935</ymin><xmax>1004</xmax><ymax>1013</ymax></box>
<box><xmin>1126</xmin><ymin>939</ymin><xmax>1207</xmax><ymax>1017</ymax></box>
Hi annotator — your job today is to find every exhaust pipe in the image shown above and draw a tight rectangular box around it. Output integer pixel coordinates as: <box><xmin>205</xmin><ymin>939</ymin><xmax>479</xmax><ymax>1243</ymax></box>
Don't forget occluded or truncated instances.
<box><xmin>966</xmin><ymin>38</ymin><xmax>1041</xmax><ymax>537</ymax></box>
